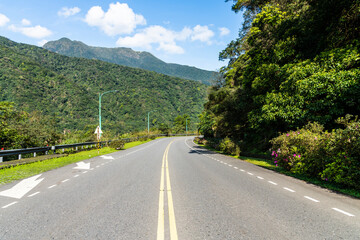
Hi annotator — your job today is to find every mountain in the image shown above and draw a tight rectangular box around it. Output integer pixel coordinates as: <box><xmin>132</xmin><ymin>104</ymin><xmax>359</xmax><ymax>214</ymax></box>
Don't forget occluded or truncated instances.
<box><xmin>0</xmin><ymin>36</ymin><xmax>207</xmax><ymax>134</ymax></box>
<box><xmin>43</xmin><ymin>38</ymin><xmax>217</xmax><ymax>85</ymax></box>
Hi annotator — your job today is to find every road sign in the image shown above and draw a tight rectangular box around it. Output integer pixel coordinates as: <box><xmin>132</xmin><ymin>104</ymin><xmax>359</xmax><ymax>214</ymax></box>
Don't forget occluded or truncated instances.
<box><xmin>94</xmin><ymin>126</ymin><xmax>103</xmax><ymax>140</ymax></box>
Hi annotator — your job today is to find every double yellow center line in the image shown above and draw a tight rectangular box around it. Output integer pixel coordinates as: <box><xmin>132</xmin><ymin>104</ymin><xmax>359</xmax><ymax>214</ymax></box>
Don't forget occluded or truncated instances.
<box><xmin>157</xmin><ymin>141</ymin><xmax>178</xmax><ymax>240</ymax></box>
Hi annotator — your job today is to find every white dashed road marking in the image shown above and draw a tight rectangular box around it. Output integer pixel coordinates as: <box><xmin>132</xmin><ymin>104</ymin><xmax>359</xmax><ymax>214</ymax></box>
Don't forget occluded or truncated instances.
<box><xmin>28</xmin><ymin>192</ymin><xmax>40</xmax><ymax>197</ymax></box>
<box><xmin>2</xmin><ymin>201</ymin><xmax>18</xmax><ymax>209</ymax></box>
<box><xmin>304</xmin><ymin>196</ymin><xmax>320</xmax><ymax>203</ymax></box>
<box><xmin>283</xmin><ymin>187</ymin><xmax>295</xmax><ymax>193</ymax></box>
<box><xmin>268</xmin><ymin>181</ymin><xmax>278</xmax><ymax>185</ymax></box>
<box><xmin>332</xmin><ymin>208</ymin><xmax>355</xmax><ymax>217</ymax></box>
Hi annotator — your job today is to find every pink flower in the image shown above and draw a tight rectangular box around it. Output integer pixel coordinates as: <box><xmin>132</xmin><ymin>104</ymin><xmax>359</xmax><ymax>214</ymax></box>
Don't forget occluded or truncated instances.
<box><xmin>276</xmin><ymin>164</ymin><xmax>278</xmax><ymax>167</ymax></box>
<box><xmin>286</xmin><ymin>134</ymin><xmax>289</xmax><ymax>137</ymax></box>
<box><xmin>298</xmin><ymin>155</ymin><xmax>301</xmax><ymax>158</ymax></box>
<box><xmin>293</xmin><ymin>154</ymin><xmax>297</xmax><ymax>157</ymax></box>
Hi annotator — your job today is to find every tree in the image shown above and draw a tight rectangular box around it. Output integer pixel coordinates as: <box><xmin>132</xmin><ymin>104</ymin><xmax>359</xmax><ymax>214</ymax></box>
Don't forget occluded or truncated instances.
<box><xmin>173</xmin><ymin>114</ymin><xmax>190</xmax><ymax>133</ymax></box>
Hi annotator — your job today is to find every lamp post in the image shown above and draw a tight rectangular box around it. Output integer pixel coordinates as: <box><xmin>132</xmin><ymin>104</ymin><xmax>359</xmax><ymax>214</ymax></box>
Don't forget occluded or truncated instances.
<box><xmin>99</xmin><ymin>90</ymin><xmax>119</xmax><ymax>138</ymax></box>
<box><xmin>186</xmin><ymin>118</ymin><xmax>188</xmax><ymax>135</ymax></box>
<box><xmin>147</xmin><ymin>110</ymin><xmax>157</xmax><ymax>134</ymax></box>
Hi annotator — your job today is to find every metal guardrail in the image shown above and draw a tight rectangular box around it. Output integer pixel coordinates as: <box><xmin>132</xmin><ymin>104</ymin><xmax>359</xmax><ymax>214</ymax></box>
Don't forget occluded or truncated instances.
<box><xmin>0</xmin><ymin>133</ymin><xmax>195</xmax><ymax>162</ymax></box>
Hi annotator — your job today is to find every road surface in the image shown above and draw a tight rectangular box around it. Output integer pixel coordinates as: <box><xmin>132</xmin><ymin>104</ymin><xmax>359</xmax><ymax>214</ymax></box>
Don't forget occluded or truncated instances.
<box><xmin>0</xmin><ymin>137</ymin><xmax>359</xmax><ymax>239</ymax></box>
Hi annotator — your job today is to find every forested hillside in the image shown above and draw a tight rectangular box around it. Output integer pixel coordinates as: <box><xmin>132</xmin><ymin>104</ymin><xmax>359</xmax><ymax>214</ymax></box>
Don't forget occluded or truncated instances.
<box><xmin>44</xmin><ymin>38</ymin><xmax>217</xmax><ymax>85</ymax></box>
<box><xmin>0</xmin><ymin>36</ymin><xmax>207</xmax><ymax>141</ymax></box>
<box><xmin>201</xmin><ymin>0</ymin><xmax>360</xmax><ymax>150</ymax></box>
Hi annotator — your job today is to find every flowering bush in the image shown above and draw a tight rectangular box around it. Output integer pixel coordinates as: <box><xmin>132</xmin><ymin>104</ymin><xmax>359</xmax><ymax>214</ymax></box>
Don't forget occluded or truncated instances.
<box><xmin>270</xmin><ymin>116</ymin><xmax>360</xmax><ymax>189</ymax></box>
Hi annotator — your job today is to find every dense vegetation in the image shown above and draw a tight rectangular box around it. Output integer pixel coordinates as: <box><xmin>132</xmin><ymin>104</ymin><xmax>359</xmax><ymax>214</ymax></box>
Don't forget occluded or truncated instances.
<box><xmin>199</xmin><ymin>0</ymin><xmax>360</xmax><ymax>189</ymax></box>
<box><xmin>0</xmin><ymin>36</ymin><xmax>207</xmax><ymax>148</ymax></box>
<box><xmin>44</xmin><ymin>38</ymin><xmax>217</xmax><ymax>85</ymax></box>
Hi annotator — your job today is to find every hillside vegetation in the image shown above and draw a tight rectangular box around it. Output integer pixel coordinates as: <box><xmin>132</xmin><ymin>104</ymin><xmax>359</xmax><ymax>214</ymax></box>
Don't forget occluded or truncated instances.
<box><xmin>199</xmin><ymin>0</ymin><xmax>360</xmax><ymax>189</ymax></box>
<box><xmin>0</xmin><ymin>36</ymin><xmax>207</xmax><ymax>147</ymax></box>
<box><xmin>44</xmin><ymin>38</ymin><xmax>217</xmax><ymax>85</ymax></box>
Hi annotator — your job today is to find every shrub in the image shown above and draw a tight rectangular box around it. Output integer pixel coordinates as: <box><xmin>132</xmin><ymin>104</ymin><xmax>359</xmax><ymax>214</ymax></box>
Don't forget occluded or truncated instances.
<box><xmin>109</xmin><ymin>140</ymin><xmax>125</xmax><ymax>150</ymax></box>
<box><xmin>271</xmin><ymin>115</ymin><xmax>360</xmax><ymax>189</ymax></box>
<box><xmin>219</xmin><ymin>137</ymin><xmax>240</xmax><ymax>156</ymax></box>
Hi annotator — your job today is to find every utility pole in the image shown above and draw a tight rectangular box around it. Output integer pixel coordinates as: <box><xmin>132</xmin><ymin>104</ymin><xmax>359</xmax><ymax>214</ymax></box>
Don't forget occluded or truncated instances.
<box><xmin>147</xmin><ymin>110</ymin><xmax>157</xmax><ymax>134</ymax></box>
<box><xmin>99</xmin><ymin>90</ymin><xmax>119</xmax><ymax>138</ymax></box>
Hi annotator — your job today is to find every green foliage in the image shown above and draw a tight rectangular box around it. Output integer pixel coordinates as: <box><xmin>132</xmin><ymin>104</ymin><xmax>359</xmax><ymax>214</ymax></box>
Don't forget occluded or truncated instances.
<box><xmin>173</xmin><ymin>114</ymin><xmax>191</xmax><ymax>133</ymax></box>
<box><xmin>0</xmin><ymin>101</ymin><xmax>60</xmax><ymax>149</ymax></box>
<box><xmin>109</xmin><ymin>140</ymin><xmax>125</xmax><ymax>150</ymax></box>
<box><xmin>219</xmin><ymin>137</ymin><xmax>241</xmax><ymax>156</ymax></box>
<box><xmin>43</xmin><ymin>38</ymin><xmax>217</xmax><ymax>85</ymax></box>
<box><xmin>201</xmin><ymin>0</ymin><xmax>360</xmax><ymax>153</ymax></box>
<box><xmin>271</xmin><ymin>116</ymin><xmax>360</xmax><ymax>189</ymax></box>
<box><xmin>0</xmin><ymin>36</ymin><xmax>207</xmax><ymax>139</ymax></box>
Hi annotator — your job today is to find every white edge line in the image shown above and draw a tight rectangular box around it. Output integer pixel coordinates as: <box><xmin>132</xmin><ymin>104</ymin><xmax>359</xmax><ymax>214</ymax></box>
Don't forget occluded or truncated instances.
<box><xmin>2</xmin><ymin>201</ymin><xmax>18</xmax><ymax>209</ymax></box>
<box><xmin>268</xmin><ymin>181</ymin><xmax>278</xmax><ymax>185</ymax></box>
<box><xmin>283</xmin><ymin>187</ymin><xmax>295</xmax><ymax>192</ymax></box>
<box><xmin>62</xmin><ymin>179</ymin><xmax>70</xmax><ymax>183</ymax></box>
<box><xmin>28</xmin><ymin>191</ymin><xmax>40</xmax><ymax>197</ymax></box>
<box><xmin>332</xmin><ymin>208</ymin><xmax>355</xmax><ymax>217</ymax></box>
<box><xmin>247</xmin><ymin>172</ymin><xmax>254</xmax><ymax>175</ymax></box>
<box><xmin>48</xmin><ymin>185</ymin><xmax>56</xmax><ymax>189</ymax></box>
<box><xmin>257</xmin><ymin>176</ymin><xmax>264</xmax><ymax>180</ymax></box>
<box><xmin>304</xmin><ymin>196</ymin><xmax>319</xmax><ymax>203</ymax></box>
<box><xmin>74</xmin><ymin>174</ymin><xmax>80</xmax><ymax>178</ymax></box>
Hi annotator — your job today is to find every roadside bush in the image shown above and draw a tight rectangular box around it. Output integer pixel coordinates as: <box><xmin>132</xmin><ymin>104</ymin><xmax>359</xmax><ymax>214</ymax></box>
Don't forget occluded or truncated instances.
<box><xmin>270</xmin><ymin>122</ymin><xmax>327</xmax><ymax>175</ymax></box>
<box><xmin>109</xmin><ymin>140</ymin><xmax>125</xmax><ymax>150</ymax></box>
<box><xmin>219</xmin><ymin>137</ymin><xmax>240</xmax><ymax>156</ymax></box>
<box><xmin>270</xmin><ymin>115</ymin><xmax>360</xmax><ymax>189</ymax></box>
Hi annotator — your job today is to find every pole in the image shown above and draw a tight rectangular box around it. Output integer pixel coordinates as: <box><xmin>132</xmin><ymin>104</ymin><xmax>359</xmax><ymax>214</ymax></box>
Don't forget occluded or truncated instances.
<box><xmin>148</xmin><ymin>111</ymin><xmax>150</xmax><ymax>134</ymax></box>
<box><xmin>98</xmin><ymin>90</ymin><xmax>119</xmax><ymax>139</ymax></box>
<box><xmin>147</xmin><ymin>110</ymin><xmax>157</xmax><ymax>134</ymax></box>
<box><xmin>186</xmin><ymin>119</ymin><xmax>188</xmax><ymax>135</ymax></box>
<box><xmin>99</xmin><ymin>93</ymin><xmax>101</xmax><ymax>136</ymax></box>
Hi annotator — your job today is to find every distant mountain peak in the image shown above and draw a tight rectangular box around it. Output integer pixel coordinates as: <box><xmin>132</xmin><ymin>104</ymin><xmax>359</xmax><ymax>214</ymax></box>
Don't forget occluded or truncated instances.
<box><xmin>44</xmin><ymin>38</ymin><xmax>217</xmax><ymax>85</ymax></box>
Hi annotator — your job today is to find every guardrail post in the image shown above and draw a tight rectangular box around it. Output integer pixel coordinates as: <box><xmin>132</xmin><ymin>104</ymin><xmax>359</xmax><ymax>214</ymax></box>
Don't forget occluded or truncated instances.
<box><xmin>34</xmin><ymin>152</ymin><xmax>36</xmax><ymax>157</ymax></box>
<box><xmin>0</xmin><ymin>157</ymin><xmax>3</xmax><ymax>162</ymax></box>
<box><xmin>18</xmin><ymin>154</ymin><xmax>21</xmax><ymax>160</ymax></box>
<box><xmin>76</xmin><ymin>146</ymin><xmax>78</xmax><ymax>151</ymax></box>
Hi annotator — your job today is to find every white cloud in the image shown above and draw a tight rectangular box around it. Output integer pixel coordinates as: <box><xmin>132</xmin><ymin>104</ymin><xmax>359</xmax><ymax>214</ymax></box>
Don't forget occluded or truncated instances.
<box><xmin>116</xmin><ymin>25</ymin><xmax>184</xmax><ymax>54</ymax></box>
<box><xmin>9</xmin><ymin>24</ymin><xmax>52</xmax><ymax>39</ymax></box>
<box><xmin>191</xmin><ymin>25</ymin><xmax>214</xmax><ymax>44</ymax></box>
<box><xmin>0</xmin><ymin>13</ymin><xmax>10</xmax><ymax>27</ymax></box>
<box><xmin>219</xmin><ymin>27</ymin><xmax>230</xmax><ymax>36</ymax></box>
<box><xmin>21</xmin><ymin>19</ymin><xmax>31</xmax><ymax>26</ymax></box>
<box><xmin>58</xmin><ymin>7</ymin><xmax>81</xmax><ymax>18</ymax></box>
<box><xmin>38</xmin><ymin>39</ymin><xmax>48</xmax><ymax>46</ymax></box>
<box><xmin>116</xmin><ymin>24</ymin><xmax>216</xmax><ymax>54</ymax></box>
<box><xmin>85</xmin><ymin>2</ymin><xmax>146</xmax><ymax>36</ymax></box>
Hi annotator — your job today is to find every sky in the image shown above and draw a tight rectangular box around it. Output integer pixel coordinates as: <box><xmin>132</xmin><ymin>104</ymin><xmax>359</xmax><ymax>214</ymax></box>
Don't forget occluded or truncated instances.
<box><xmin>0</xmin><ymin>0</ymin><xmax>243</xmax><ymax>71</ymax></box>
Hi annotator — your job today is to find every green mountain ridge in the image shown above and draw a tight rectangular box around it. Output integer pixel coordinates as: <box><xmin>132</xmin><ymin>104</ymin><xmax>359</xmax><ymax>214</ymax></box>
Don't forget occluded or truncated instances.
<box><xmin>0</xmin><ymin>36</ymin><xmax>207</xmax><ymax>135</ymax></box>
<box><xmin>43</xmin><ymin>38</ymin><xmax>217</xmax><ymax>85</ymax></box>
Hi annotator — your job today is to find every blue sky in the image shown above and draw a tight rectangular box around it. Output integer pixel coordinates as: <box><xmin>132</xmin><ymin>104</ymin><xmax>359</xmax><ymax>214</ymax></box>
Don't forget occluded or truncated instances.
<box><xmin>0</xmin><ymin>0</ymin><xmax>243</xmax><ymax>71</ymax></box>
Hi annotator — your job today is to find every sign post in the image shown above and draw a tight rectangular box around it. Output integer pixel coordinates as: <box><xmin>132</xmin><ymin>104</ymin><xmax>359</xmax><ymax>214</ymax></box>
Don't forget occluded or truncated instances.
<box><xmin>94</xmin><ymin>126</ymin><xmax>103</xmax><ymax>154</ymax></box>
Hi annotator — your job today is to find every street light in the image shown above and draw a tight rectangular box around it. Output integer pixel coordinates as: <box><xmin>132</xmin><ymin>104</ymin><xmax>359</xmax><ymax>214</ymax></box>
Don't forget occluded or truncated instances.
<box><xmin>147</xmin><ymin>110</ymin><xmax>157</xmax><ymax>134</ymax></box>
<box><xmin>99</xmin><ymin>90</ymin><xmax>119</xmax><ymax>138</ymax></box>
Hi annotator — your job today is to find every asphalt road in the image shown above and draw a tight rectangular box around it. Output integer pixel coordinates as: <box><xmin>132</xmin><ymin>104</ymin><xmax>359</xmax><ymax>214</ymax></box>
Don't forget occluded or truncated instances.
<box><xmin>0</xmin><ymin>137</ymin><xmax>359</xmax><ymax>239</ymax></box>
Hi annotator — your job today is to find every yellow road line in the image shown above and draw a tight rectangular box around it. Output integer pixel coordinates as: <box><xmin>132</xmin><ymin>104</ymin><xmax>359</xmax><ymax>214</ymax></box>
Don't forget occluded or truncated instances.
<box><xmin>157</xmin><ymin>141</ymin><xmax>178</xmax><ymax>240</ymax></box>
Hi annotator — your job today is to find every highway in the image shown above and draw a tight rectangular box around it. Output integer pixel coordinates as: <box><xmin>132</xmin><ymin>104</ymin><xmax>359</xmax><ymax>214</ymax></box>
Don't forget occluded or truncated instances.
<box><xmin>0</xmin><ymin>137</ymin><xmax>359</xmax><ymax>239</ymax></box>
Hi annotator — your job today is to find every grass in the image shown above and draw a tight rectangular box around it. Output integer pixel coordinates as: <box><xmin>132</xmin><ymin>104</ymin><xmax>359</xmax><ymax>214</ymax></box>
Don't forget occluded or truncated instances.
<box><xmin>196</xmin><ymin>141</ymin><xmax>360</xmax><ymax>199</ymax></box>
<box><xmin>123</xmin><ymin>139</ymin><xmax>153</xmax><ymax>149</ymax></box>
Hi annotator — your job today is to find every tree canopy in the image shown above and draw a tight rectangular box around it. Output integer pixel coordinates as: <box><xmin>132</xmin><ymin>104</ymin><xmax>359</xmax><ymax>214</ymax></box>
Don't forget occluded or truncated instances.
<box><xmin>202</xmin><ymin>0</ymin><xmax>360</xmax><ymax>151</ymax></box>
